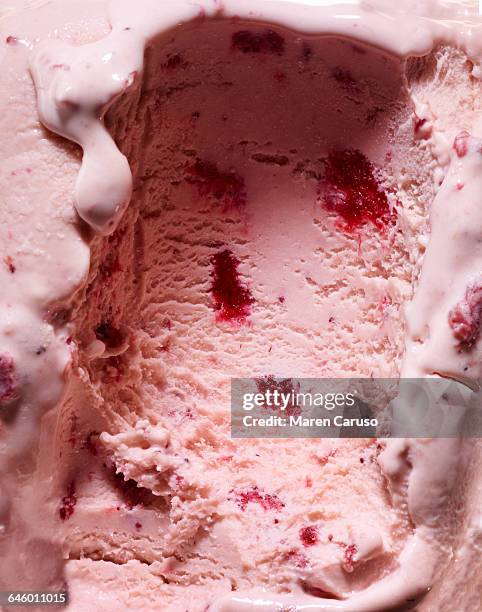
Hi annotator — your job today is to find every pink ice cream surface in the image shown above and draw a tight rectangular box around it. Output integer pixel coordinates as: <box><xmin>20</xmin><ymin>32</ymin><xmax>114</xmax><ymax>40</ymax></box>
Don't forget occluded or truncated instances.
<box><xmin>2</xmin><ymin>2</ymin><xmax>482</xmax><ymax>611</ymax></box>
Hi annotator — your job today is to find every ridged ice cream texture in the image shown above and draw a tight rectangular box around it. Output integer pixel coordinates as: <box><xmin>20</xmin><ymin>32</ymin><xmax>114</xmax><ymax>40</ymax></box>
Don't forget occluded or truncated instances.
<box><xmin>0</xmin><ymin>1</ymin><xmax>481</xmax><ymax>611</ymax></box>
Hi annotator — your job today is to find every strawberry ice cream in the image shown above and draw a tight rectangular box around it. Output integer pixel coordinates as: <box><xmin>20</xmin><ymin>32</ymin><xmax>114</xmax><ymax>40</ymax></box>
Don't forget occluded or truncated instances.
<box><xmin>0</xmin><ymin>1</ymin><xmax>481</xmax><ymax>611</ymax></box>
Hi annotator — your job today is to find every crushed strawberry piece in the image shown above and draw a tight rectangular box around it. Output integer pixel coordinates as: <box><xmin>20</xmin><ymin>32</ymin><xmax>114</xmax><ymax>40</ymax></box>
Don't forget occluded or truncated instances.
<box><xmin>300</xmin><ymin>525</ymin><xmax>319</xmax><ymax>547</ymax></box>
<box><xmin>285</xmin><ymin>549</ymin><xmax>309</xmax><ymax>568</ymax></box>
<box><xmin>229</xmin><ymin>485</ymin><xmax>285</xmax><ymax>512</ymax></box>
<box><xmin>210</xmin><ymin>249</ymin><xmax>254</xmax><ymax>323</ymax></box>
<box><xmin>318</xmin><ymin>149</ymin><xmax>395</xmax><ymax>231</ymax></box>
<box><xmin>0</xmin><ymin>354</ymin><xmax>16</xmax><ymax>405</ymax></box>
<box><xmin>232</xmin><ymin>30</ymin><xmax>285</xmax><ymax>55</ymax></box>
<box><xmin>59</xmin><ymin>481</ymin><xmax>77</xmax><ymax>521</ymax></box>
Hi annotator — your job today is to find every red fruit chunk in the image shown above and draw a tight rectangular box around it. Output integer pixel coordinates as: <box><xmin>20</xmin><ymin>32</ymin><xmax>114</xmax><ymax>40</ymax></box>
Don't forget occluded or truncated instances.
<box><xmin>232</xmin><ymin>30</ymin><xmax>285</xmax><ymax>55</ymax></box>
<box><xmin>342</xmin><ymin>543</ymin><xmax>358</xmax><ymax>573</ymax></box>
<box><xmin>59</xmin><ymin>481</ymin><xmax>77</xmax><ymax>521</ymax></box>
<box><xmin>210</xmin><ymin>249</ymin><xmax>254</xmax><ymax>323</ymax></box>
<box><xmin>0</xmin><ymin>354</ymin><xmax>16</xmax><ymax>405</ymax></box>
<box><xmin>229</xmin><ymin>485</ymin><xmax>285</xmax><ymax>512</ymax></box>
<box><xmin>449</xmin><ymin>279</ymin><xmax>482</xmax><ymax>349</ymax></box>
<box><xmin>318</xmin><ymin>149</ymin><xmax>395</xmax><ymax>231</ymax></box>
<box><xmin>300</xmin><ymin>525</ymin><xmax>319</xmax><ymax>547</ymax></box>
<box><xmin>6</xmin><ymin>36</ymin><xmax>18</xmax><ymax>45</ymax></box>
<box><xmin>135</xmin><ymin>521</ymin><xmax>142</xmax><ymax>530</ymax></box>
<box><xmin>187</xmin><ymin>159</ymin><xmax>247</xmax><ymax>209</ymax></box>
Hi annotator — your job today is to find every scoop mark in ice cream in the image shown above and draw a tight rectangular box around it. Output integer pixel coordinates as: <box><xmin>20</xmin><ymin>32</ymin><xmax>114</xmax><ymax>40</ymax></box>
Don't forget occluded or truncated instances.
<box><xmin>448</xmin><ymin>278</ymin><xmax>482</xmax><ymax>349</ymax></box>
<box><xmin>0</xmin><ymin>354</ymin><xmax>16</xmax><ymax>405</ymax></box>
<box><xmin>210</xmin><ymin>249</ymin><xmax>254</xmax><ymax>323</ymax></box>
<box><xmin>318</xmin><ymin>149</ymin><xmax>395</xmax><ymax>231</ymax></box>
<box><xmin>231</xmin><ymin>30</ymin><xmax>285</xmax><ymax>56</ymax></box>
<box><xmin>229</xmin><ymin>485</ymin><xmax>285</xmax><ymax>512</ymax></box>
<box><xmin>299</xmin><ymin>525</ymin><xmax>319</xmax><ymax>547</ymax></box>
<box><xmin>187</xmin><ymin>159</ymin><xmax>247</xmax><ymax>210</ymax></box>
<box><xmin>59</xmin><ymin>481</ymin><xmax>76</xmax><ymax>521</ymax></box>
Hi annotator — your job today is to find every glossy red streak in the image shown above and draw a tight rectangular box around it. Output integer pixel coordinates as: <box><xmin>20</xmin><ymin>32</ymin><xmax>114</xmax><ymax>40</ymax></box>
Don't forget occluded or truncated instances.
<box><xmin>318</xmin><ymin>149</ymin><xmax>395</xmax><ymax>231</ymax></box>
<box><xmin>300</xmin><ymin>525</ymin><xmax>319</xmax><ymax>547</ymax></box>
<box><xmin>232</xmin><ymin>30</ymin><xmax>285</xmax><ymax>55</ymax></box>
<box><xmin>210</xmin><ymin>250</ymin><xmax>254</xmax><ymax>323</ymax></box>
